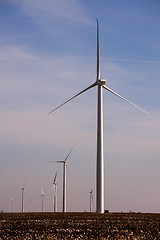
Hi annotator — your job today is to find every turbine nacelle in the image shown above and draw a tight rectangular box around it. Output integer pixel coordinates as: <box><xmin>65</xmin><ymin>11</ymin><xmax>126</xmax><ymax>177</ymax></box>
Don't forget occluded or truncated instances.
<box><xmin>96</xmin><ymin>78</ymin><xmax>106</xmax><ymax>86</ymax></box>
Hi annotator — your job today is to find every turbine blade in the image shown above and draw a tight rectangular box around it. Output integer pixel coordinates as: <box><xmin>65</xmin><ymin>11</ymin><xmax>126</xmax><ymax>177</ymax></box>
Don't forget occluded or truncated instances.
<box><xmin>48</xmin><ymin>83</ymin><xmax>96</xmax><ymax>115</ymax></box>
<box><xmin>47</xmin><ymin>160</ymin><xmax>64</xmax><ymax>163</ymax></box>
<box><xmin>41</xmin><ymin>186</ymin><xmax>44</xmax><ymax>195</ymax></box>
<box><xmin>22</xmin><ymin>181</ymin><xmax>27</xmax><ymax>190</ymax></box>
<box><xmin>65</xmin><ymin>146</ymin><xmax>74</xmax><ymax>161</ymax></box>
<box><xmin>38</xmin><ymin>194</ymin><xmax>43</xmax><ymax>200</ymax></box>
<box><xmin>91</xmin><ymin>193</ymin><xmax>93</xmax><ymax>202</ymax></box>
<box><xmin>66</xmin><ymin>164</ymin><xmax>71</xmax><ymax>174</ymax></box>
<box><xmin>97</xmin><ymin>19</ymin><xmax>100</xmax><ymax>80</ymax></box>
<box><xmin>53</xmin><ymin>171</ymin><xmax>57</xmax><ymax>183</ymax></box>
<box><xmin>103</xmin><ymin>85</ymin><xmax>149</xmax><ymax>115</ymax></box>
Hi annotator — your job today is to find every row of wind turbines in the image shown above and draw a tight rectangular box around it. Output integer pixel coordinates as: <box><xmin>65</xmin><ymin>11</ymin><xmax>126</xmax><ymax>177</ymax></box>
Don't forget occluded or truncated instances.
<box><xmin>18</xmin><ymin>151</ymin><xmax>93</xmax><ymax>213</ymax></box>
<box><xmin>50</xmin><ymin>149</ymin><xmax>94</xmax><ymax>213</ymax></box>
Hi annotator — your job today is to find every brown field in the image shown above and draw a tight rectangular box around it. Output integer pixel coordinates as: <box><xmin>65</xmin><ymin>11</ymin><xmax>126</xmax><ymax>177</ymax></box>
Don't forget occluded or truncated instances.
<box><xmin>0</xmin><ymin>212</ymin><xmax>160</xmax><ymax>239</ymax></box>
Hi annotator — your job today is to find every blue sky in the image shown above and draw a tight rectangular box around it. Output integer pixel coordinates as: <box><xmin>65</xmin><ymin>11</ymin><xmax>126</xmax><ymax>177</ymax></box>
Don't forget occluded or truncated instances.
<box><xmin>0</xmin><ymin>0</ymin><xmax>160</xmax><ymax>213</ymax></box>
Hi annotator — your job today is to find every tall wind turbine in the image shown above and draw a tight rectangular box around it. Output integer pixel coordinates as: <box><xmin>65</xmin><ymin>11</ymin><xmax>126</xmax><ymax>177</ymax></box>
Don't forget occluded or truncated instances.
<box><xmin>50</xmin><ymin>149</ymin><xmax>73</xmax><ymax>212</ymax></box>
<box><xmin>48</xmin><ymin>20</ymin><xmax>148</xmax><ymax>213</ymax></box>
<box><xmin>53</xmin><ymin>171</ymin><xmax>58</xmax><ymax>212</ymax></box>
<box><xmin>89</xmin><ymin>189</ymin><xmax>93</xmax><ymax>212</ymax></box>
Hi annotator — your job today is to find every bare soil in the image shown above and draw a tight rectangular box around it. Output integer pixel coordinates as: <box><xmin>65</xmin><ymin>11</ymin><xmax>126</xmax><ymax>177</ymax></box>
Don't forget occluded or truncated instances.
<box><xmin>0</xmin><ymin>212</ymin><xmax>160</xmax><ymax>239</ymax></box>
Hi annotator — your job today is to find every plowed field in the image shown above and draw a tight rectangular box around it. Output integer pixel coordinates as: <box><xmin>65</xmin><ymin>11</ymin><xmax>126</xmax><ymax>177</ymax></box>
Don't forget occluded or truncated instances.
<box><xmin>0</xmin><ymin>212</ymin><xmax>160</xmax><ymax>239</ymax></box>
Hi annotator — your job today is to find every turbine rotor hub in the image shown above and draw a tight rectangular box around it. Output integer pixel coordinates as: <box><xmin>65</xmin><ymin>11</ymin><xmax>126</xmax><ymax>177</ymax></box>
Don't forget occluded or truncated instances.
<box><xmin>96</xmin><ymin>78</ymin><xmax>106</xmax><ymax>86</ymax></box>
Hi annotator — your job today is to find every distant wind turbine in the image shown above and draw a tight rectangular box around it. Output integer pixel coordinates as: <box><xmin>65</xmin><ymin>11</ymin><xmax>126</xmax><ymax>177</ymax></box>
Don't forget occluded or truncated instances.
<box><xmin>89</xmin><ymin>189</ymin><xmax>93</xmax><ymax>212</ymax></box>
<box><xmin>11</xmin><ymin>198</ymin><xmax>16</xmax><ymax>213</ymax></box>
<box><xmin>39</xmin><ymin>187</ymin><xmax>45</xmax><ymax>212</ymax></box>
<box><xmin>50</xmin><ymin>149</ymin><xmax>73</xmax><ymax>212</ymax></box>
<box><xmin>21</xmin><ymin>185</ymin><xmax>25</xmax><ymax>213</ymax></box>
<box><xmin>29</xmin><ymin>197</ymin><xmax>32</xmax><ymax>212</ymax></box>
<box><xmin>53</xmin><ymin>171</ymin><xmax>58</xmax><ymax>212</ymax></box>
<box><xmin>48</xmin><ymin>20</ymin><xmax>148</xmax><ymax>213</ymax></box>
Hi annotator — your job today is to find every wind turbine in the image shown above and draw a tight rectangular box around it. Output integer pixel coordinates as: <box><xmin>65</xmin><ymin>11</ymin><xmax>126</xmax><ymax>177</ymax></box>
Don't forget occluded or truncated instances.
<box><xmin>89</xmin><ymin>189</ymin><xmax>93</xmax><ymax>212</ymax></box>
<box><xmin>52</xmin><ymin>171</ymin><xmax>58</xmax><ymax>212</ymax></box>
<box><xmin>39</xmin><ymin>187</ymin><xmax>45</xmax><ymax>212</ymax></box>
<box><xmin>50</xmin><ymin>149</ymin><xmax>73</xmax><ymax>212</ymax></box>
<box><xmin>29</xmin><ymin>197</ymin><xmax>32</xmax><ymax>212</ymax></box>
<box><xmin>11</xmin><ymin>198</ymin><xmax>16</xmax><ymax>213</ymax></box>
<box><xmin>21</xmin><ymin>185</ymin><xmax>25</xmax><ymax>213</ymax></box>
<box><xmin>48</xmin><ymin>20</ymin><xmax>148</xmax><ymax>213</ymax></box>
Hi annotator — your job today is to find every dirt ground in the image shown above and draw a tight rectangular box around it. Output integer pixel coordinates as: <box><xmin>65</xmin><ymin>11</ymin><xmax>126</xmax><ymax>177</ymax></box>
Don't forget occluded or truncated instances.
<box><xmin>0</xmin><ymin>212</ymin><xmax>160</xmax><ymax>239</ymax></box>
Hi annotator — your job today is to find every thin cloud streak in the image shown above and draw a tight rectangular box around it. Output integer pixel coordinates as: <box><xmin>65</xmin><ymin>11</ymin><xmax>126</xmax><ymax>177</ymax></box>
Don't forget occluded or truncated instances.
<box><xmin>9</xmin><ymin>0</ymin><xmax>93</xmax><ymax>26</ymax></box>
<box><xmin>104</xmin><ymin>57</ymin><xmax>160</xmax><ymax>65</ymax></box>
<box><xmin>1</xmin><ymin>45</ymin><xmax>151</xmax><ymax>109</ymax></box>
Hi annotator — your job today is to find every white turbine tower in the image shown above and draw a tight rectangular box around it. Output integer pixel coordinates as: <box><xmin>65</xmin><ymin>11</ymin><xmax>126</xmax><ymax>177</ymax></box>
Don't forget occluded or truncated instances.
<box><xmin>48</xmin><ymin>20</ymin><xmax>148</xmax><ymax>213</ymax></box>
<box><xmin>89</xmin><ymin>189</ymin><xmax>93</xmax><ymax>212</ymax></box>
<box><xmin>53</xmin><ymin>171</ymin><xmax>58</xmax><ymax>212</ymax></box>
<box><xmin>50</xmin><ymin>149</ymin><xmax>73</xmax><ymax>212</ymax></box>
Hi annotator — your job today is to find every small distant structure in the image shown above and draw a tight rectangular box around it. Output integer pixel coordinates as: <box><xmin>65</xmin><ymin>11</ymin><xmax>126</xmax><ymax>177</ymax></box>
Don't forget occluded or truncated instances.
<box><xmin>29</xmin><ymin>197</ymin><xmax>32</xmax><ymax>212</ymax></box>
<box><xmin>104</xmin><ymin>210</ymin><xmax>109</xmax><ymax>213</ymax></box>
<box><xmin>52</xmin><ymin>171</ymin><xmax>58</xmax><ymax>212</ymax></box>
<box><xmin>89</xmin><ymin>189</ymin><xmax>93</xmax><ymax>212</ymax></box>
<box><xmin>21</xmin><ymin>185</ymin><xmax>25</xmax><ymax>213</ymax></box>
<box><xmin>11</xmin><ymin>198</ymin><xmax>16</xmax><ymax>213</ymax></box>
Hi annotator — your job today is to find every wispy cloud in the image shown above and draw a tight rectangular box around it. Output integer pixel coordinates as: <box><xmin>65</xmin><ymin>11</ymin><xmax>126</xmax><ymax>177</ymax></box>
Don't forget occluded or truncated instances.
<box><xmin>9</xmin><ymin>0</ymin><xmax>93</xmax><ymax>27</ymax></box>
<box><xmin>1</xmin><ymin>42</ymin><xmax>157</xmax><ymax>119</ymax></box>
<box><xmin>1</xmin><ymin>45</ymin><xmax>138</xmax><ymax>108</ymax></box>
<box><xmin>103</xmin><ymin>57</ymin><xmax>160</xmax><ymax>65</ymax></box>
